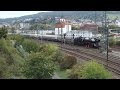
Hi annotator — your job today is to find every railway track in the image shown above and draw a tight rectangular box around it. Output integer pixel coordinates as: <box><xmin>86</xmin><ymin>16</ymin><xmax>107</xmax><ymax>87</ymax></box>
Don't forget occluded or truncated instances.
<box><xmin>59</xmin><ymin>46</ymin><xmax>120</xmax><ymax>78</ymax></box>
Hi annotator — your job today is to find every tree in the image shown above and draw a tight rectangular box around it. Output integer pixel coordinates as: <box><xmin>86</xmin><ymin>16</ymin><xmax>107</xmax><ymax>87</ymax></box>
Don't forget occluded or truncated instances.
<box><xmin>0</xmin><ymin>26</ymin><xmax>8</xmax><ymax>39</ymax></box>
<box><xmin>30</xmin><ymin>23</ymin><xmax>53</xmax><ymax>30</ymax></box>
<box><xmin>11</xmin><ymin>27</ymin><xmax>16</xmax><ymax>33</ymax></box>
<box><xmin>29</xmin><ymin>24</ymin><xmax>38</xmax><ymax>30</ymax></box>
<box><xmin>22</xmin><ymin>52</ymin><xmax>56</xmax><ymax>79</ymax></box>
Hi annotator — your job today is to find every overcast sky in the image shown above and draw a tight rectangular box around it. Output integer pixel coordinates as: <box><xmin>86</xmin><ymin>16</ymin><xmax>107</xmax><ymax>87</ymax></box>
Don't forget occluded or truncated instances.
<box><xmin>0</xmin><ymin>11</ymin><xmax>51</xmax><ymax>19</ymax></box>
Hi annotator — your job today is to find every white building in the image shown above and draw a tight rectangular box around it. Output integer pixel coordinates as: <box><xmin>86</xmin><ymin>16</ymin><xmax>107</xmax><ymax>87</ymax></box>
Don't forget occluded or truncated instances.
<box><xmin>55</xmin><ymin>18</ymin><xmax>71</xmax><ymax>35</ymax></box>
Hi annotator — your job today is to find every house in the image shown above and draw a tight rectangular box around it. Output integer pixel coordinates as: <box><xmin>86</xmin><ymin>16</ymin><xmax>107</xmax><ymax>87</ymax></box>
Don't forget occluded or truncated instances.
<box><xmin>80</xmin><ymin>23</ymin><xmax>98</xmax><ymax>31</ymax></box>
<box><xmin>55</xmin><ymin>18</ymin><xmax>71</xmax><ymax>35</ymax></box>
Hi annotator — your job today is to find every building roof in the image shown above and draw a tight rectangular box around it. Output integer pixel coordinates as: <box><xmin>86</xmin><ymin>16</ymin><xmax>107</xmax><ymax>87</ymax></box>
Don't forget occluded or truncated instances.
<box><xmin>55</xmin><ymin>22</ymin><xmax>65</xmax><ymax>28</ymax></box>
<box><xmin>55</xmin><ymin>21</ymin><xmax>71</xmax><ymax>28</ymax></box>
<box><xmin>80</xmin><ymin>23</ymin><xmax>98</xmax><ymax>30</ymax></box>
<box><xmin>81</xmin><ymin>23</ymin><xmax>98</xmax><ymax>27</ymax></box>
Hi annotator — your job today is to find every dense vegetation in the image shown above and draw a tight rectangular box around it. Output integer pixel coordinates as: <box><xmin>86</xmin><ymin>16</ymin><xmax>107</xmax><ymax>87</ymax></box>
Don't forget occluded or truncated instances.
<box><xmin>0</xmin><ymin>26</ymin><xmax>8</xmax><ymax>39</ymax></box>
<box><xmin>0</xmin><ymin>34</ymin><xmax>60</xmax><ymax>79</ymax></box>
<box><xmin>68</xmin><ymin>60</ymin><xmax>112</xmax><ymax>79</ymax></box>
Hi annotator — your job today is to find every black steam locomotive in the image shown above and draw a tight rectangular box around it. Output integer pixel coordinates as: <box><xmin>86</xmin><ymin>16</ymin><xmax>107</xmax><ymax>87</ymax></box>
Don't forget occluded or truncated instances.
<box><xmin>74</xmin><ymin>36</ymin><xmax>100</xmax><ymax>49</ymax></box>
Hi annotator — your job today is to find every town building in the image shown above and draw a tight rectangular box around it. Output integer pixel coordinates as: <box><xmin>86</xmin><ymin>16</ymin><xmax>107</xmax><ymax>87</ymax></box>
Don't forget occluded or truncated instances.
<box><xmin>55</xmin><ymin>18</ymin><xmax>71</xmax><ymax>35</ymax></box>
<box><xmin>80</xmin><ymin>23</ymin><xmax>98</xmax><ymax>31</ymax></box>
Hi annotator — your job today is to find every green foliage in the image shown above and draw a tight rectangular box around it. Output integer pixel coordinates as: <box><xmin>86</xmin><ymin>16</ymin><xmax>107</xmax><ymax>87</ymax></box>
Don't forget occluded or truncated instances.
<box><xmin>0</xmin><ymin>36</ymin><xmax>61</xmax><ymax>79</ymax></box>
<box><xmin>59</xmin><ymin>55</ymin><xmax>77</xmax><ymax>70</ymax></box>
<box><xmin>109</xmin><ymin>37</ymin><xmax>117</xmax><ymax>47</ymax></box>
<box><xmin>80</xmin><ymin>60</ymin><xmax>112</xmax><ymax>79</ymax></box>
<box><xmin>11</xmin><ymin>35</ymin><xmax>24</xmax><ymax>46</ymax></box>
<box><xmin>0</xmin><ymin>26</ymin><xmax>8</xmax><ymax>39</ymax></box>
<box><xmin>116</xmin><ymin>41</ymin><xmax>120</xmax><ymax>46</ymax></box>
<box><xmin>11</xmin><ymin>27</ymin><xmax>16</xmax><ymax>33</ymax></box>
<box><xmin>40</xmin><ymin>44</ymin><xmax>58</xmax><ymax>56</ymax></box>
<box><xmin>22</xmin><ymin>52</ymin><xmax>56</xmax><ymax>79</ymax></box>
<box><xmin>69</xmin><ymin>60</ymin><xmax>112</xmax><ymax>79</ymax></box>
<box><xmin>16</xmin><ymin>45</ymin><xmax>28</xmax><ymax>58</ymax></box>
<box><xmin>30</xmin><ymin>23</ymin><xmax>53</xmax><ymax>30</ymax></box>
<box><xmin>21</xmin><ymin>39</ymin><xmax>40</xmax><ymax>53</ymax></box>
<box><xmin>0</xmin><ymin>39</ymin><xmax>14</xmax><ymax>64</ymax></box>
<box><xmin>72</xmin><ymin>25</ymin><xmax>80</xmax><ymax>30</ymax></box>
<box><xmin>52</xmin><ymin>50</ymin><xmax>64</xmax><ymax>63</ymax></box>
<box><xmin>29</xmin><ymin>24</ymin><xmax>38</xmax><ymax>30</ymax></box>
<box><xmin>68</xmin><ymin>64</ymin><xmax>82</xmax><ymax>79</ymax></box>
<box><xmin>0</xmin><ymin>39</ymin><xmax>25</xmax><ymax>78</ymax></box>
<box><xmin>0</xmin><ymin>57</ymin><xmax>8</xmax><ymax>78</ymax></box>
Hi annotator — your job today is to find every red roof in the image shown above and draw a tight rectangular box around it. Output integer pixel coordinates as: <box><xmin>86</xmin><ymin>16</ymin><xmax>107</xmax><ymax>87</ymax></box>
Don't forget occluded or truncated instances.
<box><xmin>55</xmin><ymin>20</ymin><xmax>71</xmax><ymax>28</ymax></box>
<box><xmin>55</xmin><ymin>22</ymin><xmax>65</xmax><ymax>28</ymax></box>
<box><xmin>81</xmin><ymin>24</ymin><xmax>98</xmax><ymax>30</ymax></box>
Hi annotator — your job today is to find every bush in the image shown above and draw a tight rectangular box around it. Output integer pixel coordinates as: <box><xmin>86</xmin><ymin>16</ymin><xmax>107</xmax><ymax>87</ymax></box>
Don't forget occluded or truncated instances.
<box><xmin>109</xmin><ymin>37</ymin><xmax>117</xmax><ymax>47</ymax></box>
<box><xmin>80</xmin><ymin>60</ymin><xmax>112</xmax><ymax>79</ymax></box>
<box><xmin>0</xmin><ymin>27</ymin><xmax>8</xmax><ymax>39</ymax></box>
<box><xmin>68</xmin><ymin>64</ymin><xmax>82</xmax><ymax>79</ymax></box>
<box><xmin>0</xmin><ymin>39</ymin><xmax>25</xmax><ymax>64</ymax></box>
<box><xmin>0</xmin><ymin>39</ymin><xmax>25</xmax><ymax>78</ymax></box>
<box><xmin>69</xmin><ymin>60</ymin><xmax>112</xmax><ymax>79</ymax></box>
<box><xmin>40</xmin><ymin>44</ymin><xmax>58</xmax><ymax>56</ymax></box>
<box><xmin>0</xmin><ymin>57</ymin><xmax>8</xmax><ymax>78</ymax></box>
<box><xmin>12</xmin><ymin>35</ymin><xmax>24</xmax><ymax>46</ymax></box>
<box><xmin>116</xmin><ymin>41</ymin><xmax>120</xmax><ymax>46</ymax></box>
<box><xmin>52</xmin><ymin>50</ymin><xmax>64</xmax><ymax>63</ymax></box>
<box><xmin>22</xmin><ymin>52</ymin><xmax>56</xmax><ymax>79</ymax></box>
<box><xmin>21</xmin><ymin>39</ymin><xmax>40</xmax><ymax>53</ymax></box>
<box><xmin>59</xmin><ymin>55</ymin><xmax>77</xmax><ymax>70</ymax></box>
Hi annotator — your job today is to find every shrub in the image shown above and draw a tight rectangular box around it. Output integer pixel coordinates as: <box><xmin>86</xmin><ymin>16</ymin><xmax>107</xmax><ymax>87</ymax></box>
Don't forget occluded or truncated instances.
<box><xmin>12</xmin><ymin>35</ymin><xmax>24</xmax><ymax>46</ymax></box>
<box><xmin>59</xmin><ymin>55</ymin><xmax>77</xmax><ymax>70</ymax></box>
<box><xmin>109</xmin><ymin>37</ymin><xmax>117</xmax><ymax>47</ymax></box>
<box><xmin>0</xmin><ymin>27</ymin><xmax>8</xmax><ymax>39</ymax></box>
<box><xmin>40</xmin><ymin>44</ymin><xmax>58</xmax><ymax>56</ymax></box>
<box><xmin>0</xmin><ymin>39</ymin><xmax>25</xmax><ymax>78</ymax></box>
<box><xmin>52</xmin><ymin>50</ymin><xmax>64</xmax><ymax>63</ymax></box>
<box><xmin>21</xmin><ymin>39</ymin><xmax>40</xmax><ymax>53</ymax></box>
<box><xmin>80</xmin><ymin>60</ymin><xmax>112</xmax><ymax>79</ymax></box>
<box><xmin>22</xmin><ymin>52</ymin><xmax>56</xmax><ymax>79</ymax></box>
<box><xmin>69</xmin><ymin>60</ymin><xmax>112</xmax><ymax>79</ymax></box>
<box><xmin>0</xmin><ymin>57</ymin><xmax>8</xmax><ymax>78</ymax></box>
<box><xmin>116</xmin><ymin>41</ymin><xmax>120</xmax><ymax>46</ymax></box>
<box><xmin>16</xmin><ymin>45</ymin><xmax>28</xmax><ymax>58</ymax></box>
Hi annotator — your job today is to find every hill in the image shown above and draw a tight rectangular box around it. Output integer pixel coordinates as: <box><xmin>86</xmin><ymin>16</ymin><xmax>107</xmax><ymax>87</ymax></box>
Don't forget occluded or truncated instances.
<box><xmin>0</xmin><ymin>11</ymin><xmax>120</xmax><ymax>23</ymax></box>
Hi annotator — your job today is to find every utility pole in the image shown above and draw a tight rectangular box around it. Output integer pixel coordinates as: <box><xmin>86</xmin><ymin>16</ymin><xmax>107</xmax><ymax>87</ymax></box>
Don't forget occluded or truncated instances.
<box><xmin>64</xmin><ymin>33</ymin><xmax>66</xmax><ymax>45</ymax></box>
<box><xmin>99</xmin><ymin>11</ymin><xmax>109</xmax><ymax>66</ymax></box>
<box><xmin>105</xmin><ymin>11</ymin><xmax>109</xmax><ymax>66</ymax></box>
<box><xmin>61</xmin><ymin>28</ymin><xmax>63</xmax><ymax>48</ymax></box>
<box><xmin>73</xmin><ymin>34</ymin><xmax>75</xmax><ymax>45</ymax></box>
<box><xmin>95</xmin><ymin>11</ymin><xmax>98</xmax><ymax>35</ymax></box>
<box><xmin>95</xmin><ymin>11</ymin><xmax>97</xmax><ymax>25</ymax></box>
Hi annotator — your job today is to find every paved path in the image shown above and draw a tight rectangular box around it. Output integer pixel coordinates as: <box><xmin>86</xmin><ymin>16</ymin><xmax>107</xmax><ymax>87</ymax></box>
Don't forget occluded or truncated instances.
<box><xmin>52</xmin><ymin>72</ymin><xmax>60</xmax><ymax>79</ymax></box>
